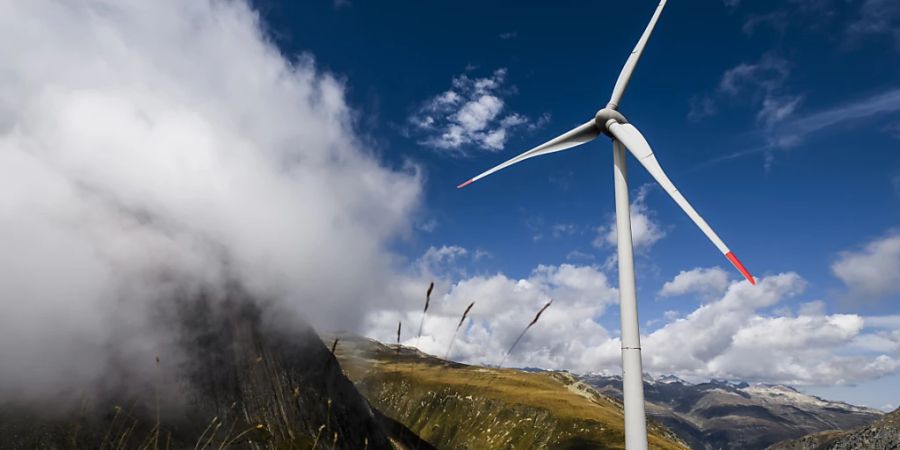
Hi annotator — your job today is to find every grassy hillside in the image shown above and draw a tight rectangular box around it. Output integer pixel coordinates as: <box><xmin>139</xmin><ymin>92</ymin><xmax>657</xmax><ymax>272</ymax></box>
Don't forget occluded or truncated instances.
<box><xmin>330</xmin><ymin>334</ymin><xmax>687</xmax><ymax>450</ymax></box>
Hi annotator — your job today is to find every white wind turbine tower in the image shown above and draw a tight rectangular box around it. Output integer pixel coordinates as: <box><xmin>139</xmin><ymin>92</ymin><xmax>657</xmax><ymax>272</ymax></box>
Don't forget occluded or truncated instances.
<box><xmin>457</xmin><ymin>1</ymin><xmax>756</xmax><ymax>448</ymax></box>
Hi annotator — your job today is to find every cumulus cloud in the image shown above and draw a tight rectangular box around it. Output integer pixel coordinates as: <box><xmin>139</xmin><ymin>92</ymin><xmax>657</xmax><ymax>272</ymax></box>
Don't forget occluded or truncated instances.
<box><xmin>362</xmin><ymin>261</ymin><xmax>619</xmax><ymax>371</ymax></box>
<box><xmin>409</xmin><ymin>69</ymin><xmax>545</xmax><ymax>154</ymax></box>
<box><xmin>642</xmin><ymin>273</ymin><xmax>900</xmax><ymax>385</ymax></box>
<box><xmin>0</xmin><ymin>0</ymin><xmax>420</xmax><ymax>406</ymax></box>
<box><xmin>380</xmin><ymin>259</ymin><xmax>900</xmax><ymax>386</ymax></box>
<box><xmin>832</xmin><ymin>233</ymin><xmax>900</xmax><ymax>301</ymax></box>
<box><xmin>594</xmin><ymin>184</ymin><xmax>666</xmax><ymax>252</ymax></box>
<box><xmin>659</xmin><ymin>267</ymin><xmax>730</xmax><ymax>298</ymax></box>
<box><xmin>417</xmin><ymin>245</ymin><xmax>470</xmax><ymax>276</ymax></box>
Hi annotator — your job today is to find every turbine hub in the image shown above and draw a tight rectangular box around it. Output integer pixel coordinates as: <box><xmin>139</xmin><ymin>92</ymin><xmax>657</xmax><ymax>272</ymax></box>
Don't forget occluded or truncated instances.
<box><xmin>594</xmin><ymin>108</ymin><xmax>627</xmax><ymax>135</ymax></box>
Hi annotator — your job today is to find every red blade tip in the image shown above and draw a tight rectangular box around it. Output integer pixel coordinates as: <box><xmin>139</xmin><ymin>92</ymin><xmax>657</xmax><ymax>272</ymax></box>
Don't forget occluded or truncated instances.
<box><xmin>457</xmin><ymin>179</ymin><xmax>474</xmax><ymax>189</ymax></box>
<box><xmin>725</xmin><ymin>251</ymin><xmax>755</xmax><ymax>285</ymax></box>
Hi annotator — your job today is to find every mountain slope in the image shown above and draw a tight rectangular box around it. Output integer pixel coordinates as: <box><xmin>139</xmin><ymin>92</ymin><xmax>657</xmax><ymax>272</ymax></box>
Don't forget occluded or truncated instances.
<box><xmin>0</xmin><ymin>298</ymin><xmax>401</xmax><ymax>449</ymax></box>
<box><xmin>330</xmin><ymin>334</ymin><xmax>688</xmax><ymax>450</ymax></box>
<box><xmin>767</xmin><ymin>407</ymin><xmax>900</xmax><ymax>450</ymax></box>
<box><xmin>582</xmin><ymin>375</ymin><xmax>882</xmax><ymax>450</ymax></box>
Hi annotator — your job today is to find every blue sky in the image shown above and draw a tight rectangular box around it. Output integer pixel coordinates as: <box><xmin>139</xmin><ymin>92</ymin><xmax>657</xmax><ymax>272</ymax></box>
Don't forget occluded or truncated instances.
<box><xmin>251</xmin><ymin>0</ymin><xmax>900</xmax><ymax>407</ymax></box>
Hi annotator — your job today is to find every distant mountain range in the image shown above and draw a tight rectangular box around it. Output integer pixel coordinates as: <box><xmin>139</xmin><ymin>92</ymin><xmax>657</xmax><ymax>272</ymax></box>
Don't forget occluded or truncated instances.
<box><xmin>581</xmin><ymin>373</ymin><xmax>883</xmax><ymax>450</ymax></box>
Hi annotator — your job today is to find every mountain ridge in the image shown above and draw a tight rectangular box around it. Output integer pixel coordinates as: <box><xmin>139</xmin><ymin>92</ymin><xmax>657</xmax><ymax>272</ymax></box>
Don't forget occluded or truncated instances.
<box><xmin>581</xmin><ymin>372</ymin><xmax>881</xmax><ymax>449</ymax></box>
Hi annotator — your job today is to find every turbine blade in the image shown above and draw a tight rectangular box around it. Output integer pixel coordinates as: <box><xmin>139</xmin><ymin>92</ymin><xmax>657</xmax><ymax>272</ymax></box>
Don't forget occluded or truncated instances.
<box><xmin>608</xmin><ymin>0</ymin><xmax>668</xmax><ymax>109</ymax></box>
<box><xmin>607</xmin><ymin>121</ymin><xmax>755</xmax><ymax>284</ymax></box>
<box><xmin>457</xmin><ymin>120</ymin><xmax>599</xmax><ymax>188</ymax></box>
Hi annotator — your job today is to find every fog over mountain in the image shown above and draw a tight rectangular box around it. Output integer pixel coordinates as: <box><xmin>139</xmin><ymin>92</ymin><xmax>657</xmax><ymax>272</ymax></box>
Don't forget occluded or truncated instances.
<box><xmin>0</xmin><ymin>0</ymin><xmax>420</xmax><ymax>410</ymax></box>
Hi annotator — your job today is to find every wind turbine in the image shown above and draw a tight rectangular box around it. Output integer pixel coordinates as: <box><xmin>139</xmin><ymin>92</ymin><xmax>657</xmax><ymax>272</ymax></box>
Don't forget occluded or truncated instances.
<box><xmin>457</xmin><ymin>1</ymin><xmax>755</xmax><ymax>448</ymax></box>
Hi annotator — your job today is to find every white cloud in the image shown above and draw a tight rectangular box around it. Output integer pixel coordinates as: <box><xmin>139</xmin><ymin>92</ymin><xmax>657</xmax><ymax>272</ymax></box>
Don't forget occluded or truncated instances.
<box><xmin>409</xmin><ymin>69</ymin><xmax>541</xmax><ymax>154</ymax></box>
<box><xmin>418</xmin><ymin>245</ymin><xmax>469</xmax><ymax>274</ymax></box>
<box><xmin>0</xmin><ymin>0</ymin><xmax>421</xmax><ymax>405</ymax></box>
<box><xmin>369</xmin><ymin>239</ymin><xmax>900</xmax><ymax>385</ymax></box>
<box><xmin>552</xmin><ymin>223</ymin><xmax>579</xmax><ymax>238</ymax></box>
<box><xmin>594</xmin><ymin>184</ymin><xmax>666</xmax><ymax>251</ymax></box>
<box><xmin>798</xmin><ymin>300</ymin><xmax>827</xmax><ymax>316</ymax></box>
<box><xmin>417</xmin><ymin>217</ymin><xmax>439</xmax><ymax>232</ymax></box>
<box><xmin>659</xmin><ymin>267</ymin><xmax>730</xmax><ymax>298</ymax></box>
<box><xmin>832</xmin><ymin>233</ymin><xmax>900</xmax><ymax>301</ymax></box>
<box><xmin>380</xmin><ymin>256</ymin><xmax>900</xmax><ymax>386</ymax></box>
<box><xmin>363</xmin><ymin>261</ymin><xmax>619</xmax><ymax>371</ymax></box>
<box><xmin>641</xmin><ymin>273</ymin><xmax>900</xmax><ymax>385</ymax></box>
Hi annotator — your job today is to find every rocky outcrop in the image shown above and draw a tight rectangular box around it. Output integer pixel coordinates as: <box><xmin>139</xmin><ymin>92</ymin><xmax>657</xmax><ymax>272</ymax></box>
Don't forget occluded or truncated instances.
<box><xmin>767</xmin><ymin>408</ymin><xmax>900</xmax><ymax>450</ymax></box>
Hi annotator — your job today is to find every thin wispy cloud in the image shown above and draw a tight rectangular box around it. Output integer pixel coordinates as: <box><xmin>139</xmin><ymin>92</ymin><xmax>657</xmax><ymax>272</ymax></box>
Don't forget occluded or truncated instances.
<box><xmin>848</xmin><ymin>0</ymin><xmax>900</xmax><ymax>49</ymax></box>
<box><xmin>694</xmin><ymin>87</ymin><xmax>900</xmax><ymax>171</ymax></box>
<box><xmin>770</xmin><ymin>87</ymin><xmax>900</xmax><ymax>147</ymax></box>
<box><xmin>690</xmin><ymin>53</ymin><xmax>802</xmax><ymax>130</ymax></box>
<box><xmin>729</xmin><ymin>0</ymin><xmax>900</xmax><ymax>49</ymax></box>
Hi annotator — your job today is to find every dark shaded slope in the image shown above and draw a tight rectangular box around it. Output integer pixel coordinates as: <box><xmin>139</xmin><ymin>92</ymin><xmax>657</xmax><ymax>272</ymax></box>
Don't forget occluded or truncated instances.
<box><xmin>768</xmin><ymin>408</ymin><xmax>900</xmax><ymax>450</ymax></box>
<box><xmin>0</xmin><ymin>296</ymin><xmax>395</xmax><ymax>449</ymax></box>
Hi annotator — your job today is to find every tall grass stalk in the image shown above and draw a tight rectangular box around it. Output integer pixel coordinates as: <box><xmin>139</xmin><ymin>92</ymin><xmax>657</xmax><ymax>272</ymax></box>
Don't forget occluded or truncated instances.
<box><xmin>415</xmin><ymin>282</ymin><xmax>434</xmax><ymax>349</ymax></box>
<box><xmin>498</xmin><ymin>300</ymin><xmax>552</xmax><ymax>368</ymax></box>
<box><xmin>396</xmin><ymin>321</ymin><xmax>402</xmax><ymax>355</ymax></box>
<box><xmin>444</xmin><ymin>301</ymin><xmax>475</xmax><ymax>360</ymax></box>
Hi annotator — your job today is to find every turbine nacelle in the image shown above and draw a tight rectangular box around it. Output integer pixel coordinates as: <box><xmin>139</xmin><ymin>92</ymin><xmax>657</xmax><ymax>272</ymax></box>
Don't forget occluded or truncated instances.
<box><xmin>594</xmin><ymin>108</ymin><xmax>628</xmax><ymax>136</ymax></box>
